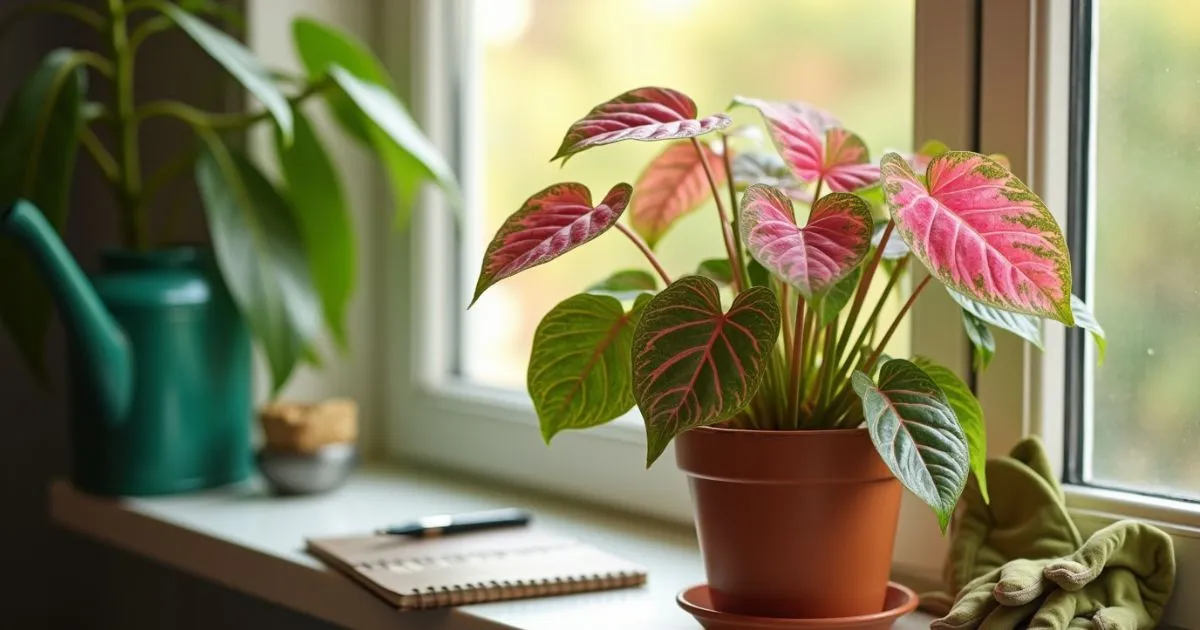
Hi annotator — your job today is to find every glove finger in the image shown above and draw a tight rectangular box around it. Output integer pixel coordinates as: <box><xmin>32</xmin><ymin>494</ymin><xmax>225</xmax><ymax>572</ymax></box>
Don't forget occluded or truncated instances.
<box><xmin>932</xmin><ymin>584</ymin><xmax>1002</xmax><ymax>630</ymax></box>
<box><xmin>994</xmin><ymin>558</ymin><xmax>1050</xmax><ymax>606</ymax></box>
<box><xmin>1027</xmin><ymin>589</ymin><xmax>1080</xmax><ymax>630</ymax></box>
<box><xmin>1091</xmin><ymin>605</ymin><xmax>1147</xmax><ymax>630</ymax></box>
<box><xmin>1044</xmin><ymin>521</ymin><xmax>1175</xmax><ymax>620</ymax></box>
<box><xmin>979</xmin><ymin>597</ymin><xmax>1043</xmax><ymax>630</ymax></box>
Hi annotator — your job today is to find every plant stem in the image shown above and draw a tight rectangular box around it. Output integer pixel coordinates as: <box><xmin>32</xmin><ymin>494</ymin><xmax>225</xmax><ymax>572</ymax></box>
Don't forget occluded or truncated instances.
<box><xmin>788</xmin><ymin>299</ymin><xmax>805</xmax><ymax>425</ymax></box>
<box><xmin>108</xmin><ymin>0</ymin><xmax>146</xmax><ymax>249</ymax></box>
<box><xmin>129</xmin><ymin>15</ymin><xmax>172</xmax><ymax>52</ymax></box>
<box><xmin>79</xmin><ymin>126</ymin><xmax>119</xmax><ymax>183</ymax></box>
<box><xmin>720</xmin><ymin>134</ymin><xmax>751</xmax><ymax>289</ymax></box>
<box><xmin>813</xmin><ymin>176</ymin><xmax>825</xmax><ymax>203</ymax></box>
<box><xmin>614</xmin><ymin>222</ymin><xmax>672</xmax><ymax>286</ymax></box>
<box><xmin>75</xmin><ymin>51</ymin><xmax>115</xmax><ymax>78</ymax></box>
<box><xmin>136</xmin><ymin>78</ymin><xmax>328</xmax><ymax>129</ymax></box>
<box><xmin>144</xmin><ymin>143</ymin><xmax>200</xmax><ymax>204</ymax></box>
<box><xmin>780</xmin><ymin>284</ymin><xmax>793</xmax><ymax>355</ymax></box>
<box><xmin>813</xmin><ymin>321</ymin><xmax>837</xmax><ymax>416</ymax></box>
<box><xmin>831</xmin><ymin>256</ymin><xmax>909</xmax><ymax>387</ymax></box>
<box><xmin>0</xmin><ymin>1</ymin><xmax>105</xmax><ymax>40</ymax></box>
<box><xmin>833</xmin><ymin>221</ymin><xmax>893</xmax><ymax>367</ymax></box>
<box><xmin>863</xmin><ymin>273</ymin><xmax>932</xmax><ymax>373</ymax></box>
<box><xmin>691</xmin><ymin>138</ymin><xmax>743</xmax><ymax>292</ymax></box>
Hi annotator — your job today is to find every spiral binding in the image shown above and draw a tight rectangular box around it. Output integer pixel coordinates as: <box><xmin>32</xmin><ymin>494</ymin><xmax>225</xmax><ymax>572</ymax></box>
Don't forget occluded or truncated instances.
<box><xmin>404</xmin><ymin>571</ymin><xmax>643</xmax><ymax>610</ymax></box>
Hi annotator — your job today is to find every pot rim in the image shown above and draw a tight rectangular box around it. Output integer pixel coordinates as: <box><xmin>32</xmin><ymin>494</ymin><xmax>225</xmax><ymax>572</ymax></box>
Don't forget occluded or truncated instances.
<box><xmin>690</xmin><ymin>425</ymin><xmax>867</xmax><ymax>436</ymax></box>
<box><xmin>675</xmin><ymin>424</ymin><xmax>894</xmax><ymax>483</ymax></box>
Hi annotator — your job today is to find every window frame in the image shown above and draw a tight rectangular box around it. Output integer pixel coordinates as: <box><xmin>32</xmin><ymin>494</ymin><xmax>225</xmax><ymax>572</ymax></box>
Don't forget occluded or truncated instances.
<box><xmin>379</xmin><ymin>1</ymin><xmax>1200</xmax><ymax>619</ymax></box>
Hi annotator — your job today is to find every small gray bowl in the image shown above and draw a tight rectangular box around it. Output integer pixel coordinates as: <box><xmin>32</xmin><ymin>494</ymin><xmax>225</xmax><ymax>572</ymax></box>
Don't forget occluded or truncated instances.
<box><xmin>256</xmin><ymin>443</ymin><xmax>357</xmax><ymax>496</ymax></box>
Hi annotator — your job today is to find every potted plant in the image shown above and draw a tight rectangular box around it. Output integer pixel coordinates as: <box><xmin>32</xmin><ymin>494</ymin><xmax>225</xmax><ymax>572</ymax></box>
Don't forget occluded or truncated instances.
<box><xmin>0</xmin><ymin>0</ymin><xmax>456</xmax><ymax>496</ymax></box>
<box><xmin>470</xmin><ymin>87</ymin><xmax>1105</xmax><ymax>621</ymax></box>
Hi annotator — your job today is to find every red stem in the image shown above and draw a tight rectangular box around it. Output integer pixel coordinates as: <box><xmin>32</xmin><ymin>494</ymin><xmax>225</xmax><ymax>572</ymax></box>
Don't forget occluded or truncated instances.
<box><xmin>615</xmin><ymin>222</ymin><xmax>672</xmax><ymax>286</ymax></box>
<box><xmin>720</xmin><ymin>134</ymin><xmax>752</xmax><ymax>289</ymax></box>
<box><xmin>788</xmin><ymin>299</ymin><xmax>805</xmax><ymax>421</ymax></box>
<box><xmin>833</xmin><ymin>221</ymin><xmax>894</xmax><ymax>364</ymax></box>
<box><xmin>780</xmin><ymin>284</ymin><xmax>794</xmax><ymax>354</ymax></box>
<box><xmin>691</xmin><ymin>138</ymin><xmax>743</xmax><ymax>292</ymax></box>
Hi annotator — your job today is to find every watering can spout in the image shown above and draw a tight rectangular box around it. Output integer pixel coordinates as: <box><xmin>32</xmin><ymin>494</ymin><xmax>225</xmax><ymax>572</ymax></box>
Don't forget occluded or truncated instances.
<box><xmin>1</xmin><ymin>200</ymin><xmax>133</xmax><ymax>424</ymax></box>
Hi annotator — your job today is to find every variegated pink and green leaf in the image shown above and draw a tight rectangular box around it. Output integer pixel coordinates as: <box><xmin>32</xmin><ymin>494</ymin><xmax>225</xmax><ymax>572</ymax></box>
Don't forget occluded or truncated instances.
<box><xmin>633</xmin><ymin>276</ymin><xmax>780</xmax><ymax>465</ymax></box>
<box><xmin>530</xmin><ymin>293</ymin><xmax>650</xmax><ymax>443</ymax></box>
<box><xmin>852</xmin><ymin>359</ymin><xmax>969</xmax><ymax>531</ymax></box>
<box><xmin>739</xmin><ymin>184</ymin><xmax>873</xmax><ymax>299</ymax></box>
<box><xmin>471</xmin><ymin>182</ymin><xmax>631</xmax><ymax>305</ymax></box>
<box><xmin>880</xmin><ymin>151</ymin><xmax>1075</xmax><ymax>324</ymax></box>
<box><xmin>731</xmin><ymin>96</ymin><xmax>878</xmax><ymax>192</ymax></box>
<box><xmin>552</xmin><ymin>87</ymin><xmax>731</xmax><ymax>163</ymax></box>
<box><xmin>631</xmin><ymin>140</ymin><xmax>724</xmax><ymax>248</ymax></box>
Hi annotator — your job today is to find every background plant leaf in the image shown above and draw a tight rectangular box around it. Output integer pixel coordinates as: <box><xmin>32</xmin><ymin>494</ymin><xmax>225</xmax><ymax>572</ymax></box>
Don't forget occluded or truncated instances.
<box><xmin>731</xmin><ymin>151</ymin><xmax>810</xmax><ymax>202</ymax></box>
<box><xmin>852</xmin><ymin>359</ymin><xmax>969</xmax><ymax>531</ymax></box>
<box><xmin>163</xmin><ymin>4</ymin><xmax>292</xmax><ymax>141</ymax></box>
<box><xmin>695</xmin><ymin>258</ymin><xmax>733</xmax><ymax>285</ymax></box>
<box><xmin>913</xmin><ymin>356</ymin><xmax>989</xmax><ymax>504</ymax></box>
<box><xmin>816</xmin><ymin>266</ymin><xmax>861</xmax><ymax>325</ymax></box>
<box><xmin>530</xmin><ymin>293</ymin><xmax>649</xmax><ymax>443</ymax></box>
<box><xmin>329</xmin><ymin>67</ymin><xmax>461</xmax><ymax>222</ymax></box>
<box><xmin>962</xmin><ymin>310</ymin><xmax>996</xmax><ymax>371</ymax></box>
<box><xmin>292</xmin><ymin>17</ymin><xmax>382</xmax><ymax>144</ymax></box>
<box><xmin>472</xmin><ymin>183</ymin><xmax>632</xmax><ymax>305</ymax></box>
<box><xmin>630</xmin><ymin>140</ymin><xmax>724</xmax><ymax>248</ymax></box>
<box><xmin>197</xmin><ymin>140</ymin><xmax>322</xmax><ymax>391</ymax></box>
<box><xmin>586</xmin><ymin>269</ymin><xmax>657</xmax><ymax>300</ymax></box>
<box><xmin>275</xmin><ymin>108</ymin><xmax>354</xmax><ymax>351</ymax></box>
<box><xmin>633</xmin><ymin>277</ymin><xmax>780</xmax><ymax>465</ymax></box>
<box><xmin>739</xmin><ymin>185</ymin><xmax>872</xmax><ymax>299</ymax></box>
<box><xmin>880</xmin><ymin>151</ymin><xmax>1074</xmax><ymax>325</ymax></box>
<box><xmin>1071</xmin><ymin>295</ymin><xmax>1107</xmax><ymax>364</ymax></box>
<box><xmin>872</xmin><ymin>222</ymin><xmax>910</xmax><ymax>260</ymax></box>
<box><xmin>947</xmin><ymin>287</ymin><xmax>1044</xmax><ymax>349</ymax></box>
<box><xmin>0</xmin><ymin>50</ymin><xmax>86</xmax><ymax>383</ymax></box>
<box><xmin>552</xmin><ymin>87</ymin><xmax>731</xmax><ymax>162</ymax></box>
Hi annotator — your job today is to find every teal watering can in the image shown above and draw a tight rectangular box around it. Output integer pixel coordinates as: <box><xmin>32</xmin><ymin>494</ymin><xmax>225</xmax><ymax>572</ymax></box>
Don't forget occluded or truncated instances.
<box><xmin>2</xmin><ymin>200</ymin><xmax>252</xmax><ymax>495</ymax></box>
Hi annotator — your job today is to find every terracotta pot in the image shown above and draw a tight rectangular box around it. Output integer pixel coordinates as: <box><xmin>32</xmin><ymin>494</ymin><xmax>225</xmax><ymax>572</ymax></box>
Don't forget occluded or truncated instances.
<box><xmin>675</xmin><ymin>426</ymin><xmax>903</xmax><ymax>619</ymax></box>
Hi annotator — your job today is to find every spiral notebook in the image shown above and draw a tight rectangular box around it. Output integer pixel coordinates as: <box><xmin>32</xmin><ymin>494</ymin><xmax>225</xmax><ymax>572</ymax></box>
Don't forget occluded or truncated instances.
<box><xmin>305</xmin><ymin>528</ymin><xmax>647</xmax><ymax>610</ymax></box>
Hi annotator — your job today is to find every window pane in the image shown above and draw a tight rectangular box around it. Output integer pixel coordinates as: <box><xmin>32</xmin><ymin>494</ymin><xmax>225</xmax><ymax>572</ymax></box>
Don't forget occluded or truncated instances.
<box><xmin>463</xmin><ymin>0</ymin><xmax>915</xmax><ymax>389</ymax></box>
<box><xmin>1087</xmin><ymin>0</ymin><xmax>1200</xmax><ymax>499</ymax></box>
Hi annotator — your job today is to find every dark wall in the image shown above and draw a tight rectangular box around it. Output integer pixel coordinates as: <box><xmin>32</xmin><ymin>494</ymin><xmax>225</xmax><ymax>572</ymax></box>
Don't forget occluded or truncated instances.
<box><xmin>0</xmin><ymin>2</ymin><xmax>336</xmax><ymax>627</ymax></box>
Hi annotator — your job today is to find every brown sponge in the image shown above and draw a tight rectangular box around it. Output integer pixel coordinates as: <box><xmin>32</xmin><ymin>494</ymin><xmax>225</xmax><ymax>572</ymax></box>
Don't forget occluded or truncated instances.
<box><xmin>259</xmin><ymin>398</ymin><xmax>358</xmax><ymax>453</ymax></box>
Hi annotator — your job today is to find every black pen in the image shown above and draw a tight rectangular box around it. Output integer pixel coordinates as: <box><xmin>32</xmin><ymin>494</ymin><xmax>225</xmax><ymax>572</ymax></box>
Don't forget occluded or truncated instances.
<box><xmin>375</xmin><ymin>507</ymin><xmax>532</xmax><ymax>537</ymax></box>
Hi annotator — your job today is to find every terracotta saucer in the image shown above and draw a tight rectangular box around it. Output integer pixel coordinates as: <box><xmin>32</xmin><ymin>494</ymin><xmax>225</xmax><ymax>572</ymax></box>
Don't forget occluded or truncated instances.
<box><xmin>677</xmin><ymin>582</ymin><xmax>919</xmax><ymax>630</ymax></box>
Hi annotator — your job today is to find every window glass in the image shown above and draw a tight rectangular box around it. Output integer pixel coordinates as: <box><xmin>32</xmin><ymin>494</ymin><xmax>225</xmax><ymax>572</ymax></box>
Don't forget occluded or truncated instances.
<box><xmin>1087</xmin><ymin>0</ymin><xmax>1200</xmax><ymax>499</ymax></box>
<box><xmin>463</xmin><ymin>0</ymin><xmax>916</xmax><ymax>389</ymax></box>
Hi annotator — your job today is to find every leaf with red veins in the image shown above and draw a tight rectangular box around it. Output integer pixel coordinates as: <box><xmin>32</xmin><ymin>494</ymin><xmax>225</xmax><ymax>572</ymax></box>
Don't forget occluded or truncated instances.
<box><xmin>471</xmin><ymin>182</ymin><xmax>631</xmax><ymax>305</ymax></box>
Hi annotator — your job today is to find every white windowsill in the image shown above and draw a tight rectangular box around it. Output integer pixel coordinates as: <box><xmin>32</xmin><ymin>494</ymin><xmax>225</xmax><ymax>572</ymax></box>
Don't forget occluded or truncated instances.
<box><xmin>49</xmin><ymin>464</ymin><xmax>933</xmax><ymax>630</ymax></box>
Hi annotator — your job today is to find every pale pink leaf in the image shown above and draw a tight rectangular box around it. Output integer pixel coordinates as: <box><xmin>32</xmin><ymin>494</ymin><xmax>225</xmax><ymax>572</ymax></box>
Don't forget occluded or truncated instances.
<box><xmin>471</xmin><ymin>182</ymin><xmax>631</xmax><ymax>305</ymax></box>
<box><xmin>739</xmin><ymin>184</ymin><xmax>873</xmax><ymax>299</ymax></box>
<box><xmin>552</xmin><ymin>87</ymin><xmax>731</xmax><ymax>163</ymax></box>
<box><xmin>631</xmin><ymin>141</ymin><xmax>724</xmax><ymax>248</ymax></box>
<box><xmin>880</xmin><ymin>151</ymin><xmax>1074</xmax><ymax>324</ymax></box>
<box><xmin>731</xmin><ymin>96</ymin><xmax>877</xmax><ymax>191</ymax></box>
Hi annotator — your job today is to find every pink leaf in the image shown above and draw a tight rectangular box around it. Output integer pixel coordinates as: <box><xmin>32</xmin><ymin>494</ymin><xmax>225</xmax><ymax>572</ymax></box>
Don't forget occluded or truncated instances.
<box><xmin>880</xmin><ymin>151</ymin><xmax>1074</xmax><ymax>324</ymax></box>
<box><xmin>739</xmin><ymin>184</ymin><xmax>873</xmax><ymax>299</ymax></box>
<box><xmin>630</xmin><ymin>141</ymin><xmax>725</xmax><ymax>248</ymax></box>
<box><xmin>633</xmin><ymin>277</ymin><xmax>780</xmax><ymax>465</ymax></box>
<box><xmin>731</xmin><ymin>96</ymin><xmax>878</xmax><ymax>192</ymax></box>
<box><xmin>552</xmin><ymin>87</ymin><xmax>731</xmax><ymax>163</ymax></box>
<box><xmin>471</xmin><ymin>182</ymin><xmax>632</xmax><ymax>305</ymax></box>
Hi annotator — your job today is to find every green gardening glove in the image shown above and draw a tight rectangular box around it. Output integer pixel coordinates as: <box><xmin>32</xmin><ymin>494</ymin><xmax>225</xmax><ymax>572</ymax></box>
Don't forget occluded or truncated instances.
<box><xmin>921</xmin><ymin>437</ymin><xmax>1084</xmax><ymax>616</ymax></box>
<box><xmin>934</xmin><ymin>520</ymin><xmax>1176</xmax><ymax>630</ymax></box>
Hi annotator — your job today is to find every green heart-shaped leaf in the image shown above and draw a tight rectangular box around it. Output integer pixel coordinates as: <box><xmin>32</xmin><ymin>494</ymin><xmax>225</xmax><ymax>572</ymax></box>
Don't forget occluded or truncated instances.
<box><xmin>948</xmin><ymin>287</ymin><xmax>1043</xmax><ymax>349</ymax></box>
<box><xmin>633</xmin><ymin>276</ymin><xmax>780</xmax><ymax>466</ymax></box>
<box><xmin>586</xmin><ymin>269</ymin><xmax>657</xmax><ymax>300</ymax></box>
<box><xmin>913</xmin><ymin>357</ymin><xmax>988</xmax><ymax>504</ymax></box>
<box><xmin>0</xmin><ymin>50</ymin><xmax>86</xmax><ymax>382</ymax></box>
<box><xmin>696</xmin><ymin>258</ymin><xmax>733</xmax><ymax>285</ymax></box>
<box><xmin>852</xmin><ymin>359</ymin><xmax>969</xmax><ymax>531</ymax></box>
<box><xmin>961</xmin><ymin>310</ymin><xmax>996</xmax><ymax>371</ymax></box>
<box><xmin>530</xmin><ymin>293</ymin><xmax>650</xmax><ymax>443</ymax></box>
<box><xmin>1071</xmin><ymin>295</ymin><xmax>1106</xmax><ymax>364</ymax></box>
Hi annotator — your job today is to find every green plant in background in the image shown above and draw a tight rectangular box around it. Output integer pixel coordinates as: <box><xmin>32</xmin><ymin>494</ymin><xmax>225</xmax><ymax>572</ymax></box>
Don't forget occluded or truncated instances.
<box><xmin>0</xmin><ymin>0</ymin><xmax>457</xmax><ymax>389</ymax></box>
